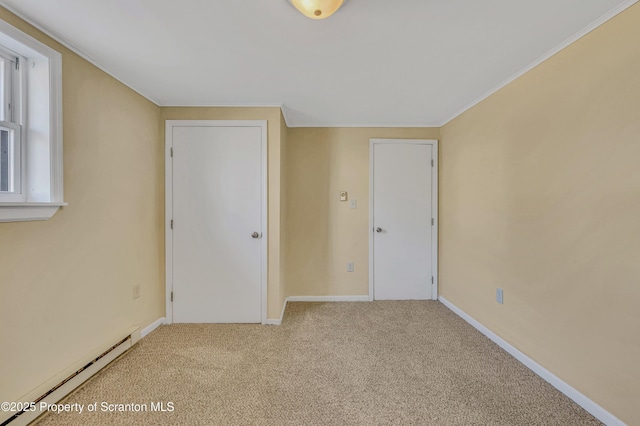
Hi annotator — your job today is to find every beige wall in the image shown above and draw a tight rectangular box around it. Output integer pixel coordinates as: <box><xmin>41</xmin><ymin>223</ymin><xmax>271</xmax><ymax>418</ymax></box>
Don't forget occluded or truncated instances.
<box><xmin>2</xmin><ymin>1</ymin><xmax>637</xmax><ymax>421</ymax></box>
<box><xmin>286</xmin><ymin>127</ymin><xmax>439</xmax><ymax>297</ymax></box>
<box><xmin>0</xmin><ymin>9</ymin><xmax>164</xmax><ymax>405</ymax></box>
<box><xmin>160</xmin><ymin>107</ymin><xmax>286</xmax><ymax>319</ymax></box>
<box><xmin>440</xmin><ymin>4</ymin><xmax>640</xmax><ymax>424</ymax></box>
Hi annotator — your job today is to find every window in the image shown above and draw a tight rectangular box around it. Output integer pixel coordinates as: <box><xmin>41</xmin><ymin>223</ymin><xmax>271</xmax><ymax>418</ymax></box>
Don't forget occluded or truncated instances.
<box><xmin>0</xmin><ymin>122</ymin><xmax>21</xmax><ymax>196</ymax></box>
<box><xmin>0</xmin><ymin>47</ymin><xmax>22</xmax><ymax>202</ymax></box>
<box><xmin>0</xmin><ymin>19</ymin><xmax>64</xmax><ymax>222</ymax></box>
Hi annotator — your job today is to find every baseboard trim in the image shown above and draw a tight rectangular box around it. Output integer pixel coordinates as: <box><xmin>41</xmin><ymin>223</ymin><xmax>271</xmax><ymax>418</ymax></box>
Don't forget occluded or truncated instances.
<box><xmin>3</xmin><ymin>334</ymin><xmax>134</xmax><ymax>426</ymax></box>
<box><xmin>438</xmin><ymin>297</ymin><xmax>624</xmax><ymax>426</ymax></box>
<box><xmin>286</xmin><ymin>295</ymin><xmax>370</xmax><ymax>302</ymax></box>
<box><xmin>266</xmin><ymin>299</ymin><xmax>288</xmax><ymax>325</ymax></box>
<box><xmin>141</xmin><ymin>317</ymin><xmax>165</xmax><ymax>338</ymax></box>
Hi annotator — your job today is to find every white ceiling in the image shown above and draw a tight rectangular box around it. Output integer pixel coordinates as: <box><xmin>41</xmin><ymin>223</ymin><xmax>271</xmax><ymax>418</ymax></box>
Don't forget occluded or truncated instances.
<box><xmin>0</xmin><ymin>0</ymin><xmax>634</xmax><ymax>126</ymax></box>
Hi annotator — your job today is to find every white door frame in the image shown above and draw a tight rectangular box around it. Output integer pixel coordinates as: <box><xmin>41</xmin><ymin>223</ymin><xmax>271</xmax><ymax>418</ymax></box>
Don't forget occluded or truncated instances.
<box><xmin>369</xmin><ymin>139</ymin><xmax>439</xmax><ymax>301</ymax></box>
<box><xmin>165</xmin><ymin>120</ymin><xmax>268</xmax><ymax>324</ymax></box>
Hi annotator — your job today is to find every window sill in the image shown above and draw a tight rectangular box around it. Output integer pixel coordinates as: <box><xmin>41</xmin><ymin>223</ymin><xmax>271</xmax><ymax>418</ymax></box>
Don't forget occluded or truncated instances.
<box><xmin>0</xmin><ymin>202</ymin><xmax>68</xmax><ymax>222</ymax></box>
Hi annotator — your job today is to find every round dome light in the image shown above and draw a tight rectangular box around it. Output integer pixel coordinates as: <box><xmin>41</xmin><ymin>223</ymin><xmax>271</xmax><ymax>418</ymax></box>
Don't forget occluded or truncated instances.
<box><xmin>289</xmin><ymin>0</ymin><xmax>347</xmax><ymax>20</ymax></box>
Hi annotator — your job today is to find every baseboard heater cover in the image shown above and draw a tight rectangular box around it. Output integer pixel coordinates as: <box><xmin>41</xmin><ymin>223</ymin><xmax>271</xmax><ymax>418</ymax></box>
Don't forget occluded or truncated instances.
<box><xmin>1</xmin><ymin>329</ymin><xmax>141</xmax><ymax>426</ymax></box>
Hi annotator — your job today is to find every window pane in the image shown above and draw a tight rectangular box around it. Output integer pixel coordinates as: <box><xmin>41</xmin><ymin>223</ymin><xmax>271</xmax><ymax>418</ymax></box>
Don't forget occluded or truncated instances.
<box><xmin>0</xmin><ymin>128</ymin><xmax>8</xmax><ymax>192</ymax></box>
<box><xmin>0</xmin><ymin>58</ymin><xmax>4</xmax><ymax>122</ymax></box>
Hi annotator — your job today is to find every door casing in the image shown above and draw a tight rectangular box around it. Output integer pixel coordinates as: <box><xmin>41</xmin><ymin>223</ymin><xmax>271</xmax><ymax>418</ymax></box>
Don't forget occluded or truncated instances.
<box><xmin>165</xmin><ymin>120</ymin><xmax>268</xmax><ymax>324</ymax></box>
<box><xmin>368</xmin><ymin>138</ymin><xmax>439</xmax><ymax>301</ymax></box>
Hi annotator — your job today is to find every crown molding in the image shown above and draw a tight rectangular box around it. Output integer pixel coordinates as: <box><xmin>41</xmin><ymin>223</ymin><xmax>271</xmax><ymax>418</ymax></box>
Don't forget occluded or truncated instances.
<box><xmin>439</xmin><ymin>0</ymin><xmax>639</xmax><ymax>127</ymax></box>
<box><xmin>285</xmin><ymin>123</ymin><xmax>441</xmax><ymax>128</ymax></box>
<box><xmin>160</xmin><ymin>103</ymin><xmax>284</xmax><ymax>108</ymax></box>
<box><xmin>0</xmin><ymin>0</ymin><xmax>161</xmax><ymax>105</ymax></box>
<box><xmin>1</xmin><ymin>0</ymin><xmax>636</xmax><ymax>128</ymax></box>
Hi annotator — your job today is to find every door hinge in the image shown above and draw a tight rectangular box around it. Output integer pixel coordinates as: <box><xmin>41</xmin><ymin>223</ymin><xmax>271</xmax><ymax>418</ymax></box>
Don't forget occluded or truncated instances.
<box><xmin>170</xmin><ymin>219</ymin><xmax>173</xmax><ymax>229</ymax></box>
<box><xmin>431</xmin><ymin>276</ymin><xmax>434</xmax><ymax>284</ymax></box>
<box><xmin>431</xmin><ymin>159</ymin><xmax>434</xmax><ymax>167</ymax></box>
<box><xmin>15</xmin><ymin>57</ymin><xmax>19</xmax><ymax>70</ymax></box>
<box><xmin>171</xmin><ymin>291</ymin><xmax>173</xmax><ymax>302</ymax></box>
<box><xmin>170</xmin><ymin>147</ymin><xmax>173</xmax><ymax>157</ymax></box>
<box><xmin>431</xmin><ymin>218</ymin><xmax>434</xmax><ymax>226</ymax></box>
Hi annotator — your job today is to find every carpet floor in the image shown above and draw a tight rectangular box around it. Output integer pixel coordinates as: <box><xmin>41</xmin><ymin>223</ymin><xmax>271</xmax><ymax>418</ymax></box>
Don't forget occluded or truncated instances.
<box><xmin>35</xmin><ymin>301</ymin><xmax>600</xmax><ymax>425</ymax></box>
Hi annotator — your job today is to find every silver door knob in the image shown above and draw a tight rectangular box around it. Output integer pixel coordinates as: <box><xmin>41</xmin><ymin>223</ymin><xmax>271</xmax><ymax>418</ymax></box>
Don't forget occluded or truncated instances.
<box><xmin>376</xmin><ymin>227</ymin><xmax>383</xmax><ymax>233</ymax></box>
<box><xmin>251</xmin><ymin>232</ymin><xmax>260</xmax><ymax>239</ymax></box>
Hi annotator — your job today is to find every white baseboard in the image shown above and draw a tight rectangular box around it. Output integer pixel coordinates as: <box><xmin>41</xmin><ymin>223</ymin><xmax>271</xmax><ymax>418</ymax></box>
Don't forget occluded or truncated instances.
<box><xmin>266</xmin><ymin>298</ymin><xmax>288</xmax><ymax>325</ymax></box>
<box><xmin>438</xmin><ymin>297</ymin><xmax>624</xmax><ymax>426</ymax></box>
<box><xmin>141</xmin><ymin>317</ymin><xmax>165</xmax><ymax>338</ymax></box>
<box><xmin>264</xmin><ymin>295</ymin><xmax>371</xmax><ymax>326</ymax></box>
<box><xmin>286</xmin><ymin>295</ymin><xmax>370</xmax><ymax>302</ymax></box>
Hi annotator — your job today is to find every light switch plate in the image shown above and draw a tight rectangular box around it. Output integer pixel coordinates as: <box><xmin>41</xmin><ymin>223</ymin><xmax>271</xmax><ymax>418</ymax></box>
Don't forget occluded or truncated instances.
<box><xmin>340</xmin><ymin>191</ymin><xmax>348</xmax><ymax>201</ymax></box>
<box><xmin>496</xmin><ymin>288</ymin><xmax>503</xmax><ymax>304</ymax></box>
<box><xmin>350</xmin><ymin>199</ymin><xmax>357</xmax><ymax>209</ymax></box>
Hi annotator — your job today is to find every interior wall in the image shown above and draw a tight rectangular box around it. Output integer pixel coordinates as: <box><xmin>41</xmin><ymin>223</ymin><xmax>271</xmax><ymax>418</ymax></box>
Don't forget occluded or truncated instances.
<box><xmin>159</xmin><ymin>107</ymin><xmax>285</xmax><ymax>320</ymax></box>
<box><xmin>286</xmin><ymin>127</ymin><xmax>439</xmax><ymax>297</ymax></box>
<box><xmin>439</xmin><ymin>4</ymin><xmax>640</xmax><ymax>424</ymax></box>
<box><xmin>0</xmin><ymin>8</ymin><xmax>164</xmax><ymax>406</ymax></box>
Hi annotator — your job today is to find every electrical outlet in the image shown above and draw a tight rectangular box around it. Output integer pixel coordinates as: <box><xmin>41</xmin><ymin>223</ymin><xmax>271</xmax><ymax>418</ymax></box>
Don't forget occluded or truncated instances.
<box><xmin>133</xmin><ymin>285</ymin><xmax>141</xmax><ymax>299</ymax></box>
<box><xmin>496</xmin><ymin>288</ymin><xmax>503</xmax><ymax>304</ymax></box>
<box><xmin>347</xmin><ymin>262</ymin><xmax>354</xmax><ymax>272</ymax></box>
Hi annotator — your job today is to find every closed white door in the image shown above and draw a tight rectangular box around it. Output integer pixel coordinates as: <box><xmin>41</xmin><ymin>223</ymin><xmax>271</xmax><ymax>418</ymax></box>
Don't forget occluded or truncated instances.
<box><xmin>371</xmin><ymin>140</ymin><xmax>436</xmax><ymax>300</ymax></box>
<box><xmin>171</xmin><ymin>124</ymin><xmax>264</xmax><ymax>323</ymax></box>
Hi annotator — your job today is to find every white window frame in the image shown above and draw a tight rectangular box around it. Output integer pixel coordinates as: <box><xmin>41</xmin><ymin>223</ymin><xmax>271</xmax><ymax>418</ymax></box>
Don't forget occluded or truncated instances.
<box><xmin>0</xmin><ymin>18</ymin><xmax>66</xmax><ymax>222</ymax></box>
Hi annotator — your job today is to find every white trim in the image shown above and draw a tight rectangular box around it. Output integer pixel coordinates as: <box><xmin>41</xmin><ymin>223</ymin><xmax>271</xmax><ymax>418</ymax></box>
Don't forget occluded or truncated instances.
<box><xmin>49</xmin><ymin>52</ymin><xmax>64</xmax><ymax>202</ymax></box>
<box><xmin>141</xmin><ymin>317</ymin><xmax>165</xmax><ymax>338</ymax></box>
<box><xmin>266</xmin><ymin>296</ymin><xmax>371</xmax><ymax>325</ymax></box>
<box><xmin>431</xmin><ymin>141</ymin><xmax>439</xmax><ymax>300</ymax></box>
<box><xmin>0</xmin><ymin>0</ymin><xmax>636</xmax><ymax>128</ymax></box>
<box><xmin>369</xmin><ymin>139</ymin><xmax>439</xmax><ymax>301</ymax></box>
<box><xmin>164</xmin><ymin>120</ymin><xmax>269</xmax><ymax>325</ymax></box>
<box><xmin>160</xmin><ymin>103</ymin><xmax>284</xmax><ymax>108</ymax></box>
<box><xmin>286</xmin><ymin>122</ymin><xmax>441</xmax><ymax>128</ymax></box>
<box><xmin>0</xmin><ymin>16</ymin><xmax>66</xmax><ymax>221</ymax></box>
<box><xmin>438</xmin><ymin>297</ymin><xmax>625</xmax><ymax>426</ymax></box>
<box><xmin>280</xmin><ymin>106</ymin><xmax>292</xmax><ymax>128</ymax></box>
<box><xmin>164</xmin><ymin>121</ymin><xmax>173</xmax><ymax>324</ymax></box>
<box><xmin>266</xmin><ymin>298</ymin><xmax>288</xmax><ymax>325</ymax></box>
<box><xmin>286</xmin><ymin>295</ymin><xmax>370</xmax><ymax>302</ymax></box>
<box><xmin>0</xmin><ymin>1</ymin><xmax>162</xmax><ymax>106</ymax></box>
<box><xmin>260</xmin><ymin>122</ymin><xmax>268</xmax><ymax>325</ymax></box>
<box><xmin>439</xmin><ymin>0</ymin><xmax>639</xmax><ymax>126</ymax></box>
<box><xmin>0</xmin><ymin>202</ymin><xmax>67</xmax><ymax>222</ymax></box>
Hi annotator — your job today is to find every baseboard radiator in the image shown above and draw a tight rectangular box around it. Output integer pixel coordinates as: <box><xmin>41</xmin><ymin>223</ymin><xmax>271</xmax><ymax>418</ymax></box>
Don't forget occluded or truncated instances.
<box><xmin>1</xmin><ymin>328</ymin><xmax>141</xmax><ymax>426</ymax></box>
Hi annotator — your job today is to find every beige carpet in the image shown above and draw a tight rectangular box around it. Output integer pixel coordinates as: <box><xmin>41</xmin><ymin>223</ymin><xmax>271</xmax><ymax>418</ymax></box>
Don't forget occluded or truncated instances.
<box><xmin>35</xmin><ymin>301</ymin><xmax>600</xmax><ymax>425</ymax></box>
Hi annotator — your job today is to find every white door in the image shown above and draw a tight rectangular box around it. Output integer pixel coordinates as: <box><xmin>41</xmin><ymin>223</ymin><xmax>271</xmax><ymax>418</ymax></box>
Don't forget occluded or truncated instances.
<box><xmin>371</xmin><ymin>140</ymin><xmax>437</xmax><ymax>300</ymax></box>
<box><xmin>170</xmin><ymin>123</ymin><xmax>265</xmax><ymax>323</ymax></box>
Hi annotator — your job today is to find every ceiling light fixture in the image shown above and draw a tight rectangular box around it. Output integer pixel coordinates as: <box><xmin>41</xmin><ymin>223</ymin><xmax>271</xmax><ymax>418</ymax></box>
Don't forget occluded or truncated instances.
<box><xmin>289</xmin><ymin>0</ymin><xmax>347</xmax><ymax>20</ymax></box>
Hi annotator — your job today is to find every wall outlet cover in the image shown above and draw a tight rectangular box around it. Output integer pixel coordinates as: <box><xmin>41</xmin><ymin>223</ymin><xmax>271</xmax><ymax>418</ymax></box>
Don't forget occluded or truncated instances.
<box><xmin>496</xmin><ymin>288</ymin><xmax>504</xmax><ymax>304</ymax></box>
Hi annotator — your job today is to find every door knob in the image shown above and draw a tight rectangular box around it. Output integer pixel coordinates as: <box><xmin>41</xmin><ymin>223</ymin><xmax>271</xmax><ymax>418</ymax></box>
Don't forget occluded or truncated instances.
<box><xmin>376</xmin><ymin>227</ymin><xmax>383</xmax><ymax>233</ymax></box>
<box><xmin>251</xmin><ymin>232</ymin><xmax>260</xmax><ymax>239</ymax></box>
